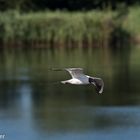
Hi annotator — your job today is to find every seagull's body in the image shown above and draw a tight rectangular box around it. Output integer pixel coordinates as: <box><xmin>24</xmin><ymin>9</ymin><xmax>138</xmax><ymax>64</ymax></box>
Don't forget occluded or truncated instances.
<box><xmin>52</xmin><ymin>68</ymin><xmax>104</xmax><ymax>94</ymax></box>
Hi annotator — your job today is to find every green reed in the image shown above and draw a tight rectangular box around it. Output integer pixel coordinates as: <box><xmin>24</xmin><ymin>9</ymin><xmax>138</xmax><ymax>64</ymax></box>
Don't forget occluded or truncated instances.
<box><xmin>0</xmin><ymin>9</ymin><xmax>133</xmax><ymax>47</ymax></box>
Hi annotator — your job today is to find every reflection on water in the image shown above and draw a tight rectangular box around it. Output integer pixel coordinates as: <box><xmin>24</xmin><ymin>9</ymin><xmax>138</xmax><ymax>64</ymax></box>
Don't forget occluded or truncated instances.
<box><xmin>0</xmin><ymin>46</ymin><xmax>140</xmax><ymax>140</ymax></box>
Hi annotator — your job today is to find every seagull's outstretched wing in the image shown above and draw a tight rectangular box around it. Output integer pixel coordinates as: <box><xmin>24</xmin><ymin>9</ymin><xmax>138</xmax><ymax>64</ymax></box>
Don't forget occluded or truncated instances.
<box><xmin>89</xmin><ymin>77</ymin><xmax>104</xmax><ymax>94</ymax></box>
<box><xmin>65</xmin><ymin>68</ymin><xmax>84</xmax><ymax>78</ymax></box>
<box><xmin>51</xmin><ymin>68</ymin><xmax>84</xmax><ymax>78</ymax></box>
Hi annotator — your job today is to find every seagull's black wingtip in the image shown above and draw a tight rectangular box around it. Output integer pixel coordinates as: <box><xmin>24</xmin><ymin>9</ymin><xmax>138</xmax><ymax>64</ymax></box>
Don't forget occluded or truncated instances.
<box><xmin>49</xmin><ymin>68</ymin><xmax>64</xmax><ymax>71</ymax></box>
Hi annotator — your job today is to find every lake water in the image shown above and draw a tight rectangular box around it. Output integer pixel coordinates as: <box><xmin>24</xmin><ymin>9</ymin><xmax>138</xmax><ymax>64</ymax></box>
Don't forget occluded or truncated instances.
<box><xmin>0</xmin><ymin>46</ymin><xmax>140</xmax><ymax>140</ymax></box>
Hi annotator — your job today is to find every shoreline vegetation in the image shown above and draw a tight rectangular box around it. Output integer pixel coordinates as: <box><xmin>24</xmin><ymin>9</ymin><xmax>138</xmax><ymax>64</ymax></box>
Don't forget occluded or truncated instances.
<box><xmin>0</xmin><ymin>6</ymin><xmax>140</xmax><ymax>48</ymax></box>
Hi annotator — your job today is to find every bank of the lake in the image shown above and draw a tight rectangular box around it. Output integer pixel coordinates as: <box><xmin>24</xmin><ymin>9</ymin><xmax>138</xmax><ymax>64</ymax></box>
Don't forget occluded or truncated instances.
<box><xmin>0</xmin><ymin>6</ymin><xmax>140</xmax><ymax>47</ymax></box>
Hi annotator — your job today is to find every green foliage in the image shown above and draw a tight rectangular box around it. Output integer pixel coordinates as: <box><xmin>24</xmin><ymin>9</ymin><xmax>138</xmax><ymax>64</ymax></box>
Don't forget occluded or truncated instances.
<box><xmin>0</xmin><ymin>9</ymin><xmax>133</xmax><ymax>47</ymax></box>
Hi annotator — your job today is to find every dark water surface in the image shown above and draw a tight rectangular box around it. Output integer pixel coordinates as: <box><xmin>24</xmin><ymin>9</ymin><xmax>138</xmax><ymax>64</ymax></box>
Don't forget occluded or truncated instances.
<box><xmin>0</xmin><ymin>46</ymin><xmax>140</xmax><ymax>140</ymax></box>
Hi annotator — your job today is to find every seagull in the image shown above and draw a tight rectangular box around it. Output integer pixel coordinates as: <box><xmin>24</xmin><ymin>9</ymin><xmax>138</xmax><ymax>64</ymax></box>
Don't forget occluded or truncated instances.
<box><xmin>51</xmin><ymin>68</ymin><xmax>104</xmax><ymax>94</ymax></box>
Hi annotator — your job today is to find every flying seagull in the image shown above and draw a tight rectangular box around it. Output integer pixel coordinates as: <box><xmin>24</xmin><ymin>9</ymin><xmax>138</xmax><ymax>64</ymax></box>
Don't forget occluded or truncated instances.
<box><xmin>51</xmin><ymin>68</ymin><xmax>104</xmax><ymax>94</ymax></box>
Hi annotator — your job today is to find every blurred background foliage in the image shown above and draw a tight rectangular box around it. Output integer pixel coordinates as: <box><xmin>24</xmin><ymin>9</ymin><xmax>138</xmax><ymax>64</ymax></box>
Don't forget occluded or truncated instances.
<box><xmin>0</xmin><ymin>0</ymin><xmax>139</xmax><ymax>11</ymax></box>
<box><xmin>0</xmin><ymin>0</ymin><xmax>140</xmax><ymax>47</ymax></box>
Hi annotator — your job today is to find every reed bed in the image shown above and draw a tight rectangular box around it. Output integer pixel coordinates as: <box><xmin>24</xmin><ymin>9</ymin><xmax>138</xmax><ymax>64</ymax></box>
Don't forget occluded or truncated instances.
<box><xmin>0</xmin><ymin>9</ymin><xmax>134</xmax><ymax>47</ymax></box>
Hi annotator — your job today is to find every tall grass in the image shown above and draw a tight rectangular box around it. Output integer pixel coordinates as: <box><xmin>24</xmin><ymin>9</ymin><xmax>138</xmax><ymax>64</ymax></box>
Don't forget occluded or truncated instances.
<box><xmin>122</xmin><ymin>6</ymin><xmax>140</xmax><ymax>43</ymax></box>
<box><xmin>0</xmin><ymin>9</ymin><xmax>134</xmax><ymax>47</ymax></box>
